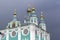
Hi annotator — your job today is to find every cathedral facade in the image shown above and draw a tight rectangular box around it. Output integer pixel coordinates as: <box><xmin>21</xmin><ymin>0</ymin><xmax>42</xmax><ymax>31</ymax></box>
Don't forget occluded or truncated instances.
<box><xmin>0</xmin><ymin>6</ymin><xmax>50</xmax><ymax>40</ymax></box>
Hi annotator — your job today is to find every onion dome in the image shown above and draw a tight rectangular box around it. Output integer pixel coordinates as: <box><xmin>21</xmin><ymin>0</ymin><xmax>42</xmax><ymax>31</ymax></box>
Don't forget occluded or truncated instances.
<box><xmin>13</xmin><ymin>9</ymin><xmax>16</xmax><ymax>17</ymax></box>
<box><xmin>32</xmin><ymin>7</ymin><xmax>35</xmax><ymax>11</ymax></box>
<box><xmin>32</xmin><ymin>6</ymin><xmax>35</xmax><ymax>12</ymax></box>
<box><xmin>27</xmin><ymin>5</ymin><xmax>31</xmax><ymax>13</ymax></box>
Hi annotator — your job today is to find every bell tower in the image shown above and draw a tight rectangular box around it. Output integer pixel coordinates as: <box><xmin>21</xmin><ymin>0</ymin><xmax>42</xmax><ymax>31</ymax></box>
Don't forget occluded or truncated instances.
<box><xmin>30</xmin><ymin>6</ymin><xmax>38</xmax><ymax>25</ymax></box>
<box><xmin>7</xmin><ymin>9</ymin><xmax>21</xmax><ymax>28</ymax></box>
<box><xmin>24</xmin><ymin>4</ymin><xmax>31</xmax><ymax>24</ymax></box>
<box><xmin>39</xmin><ymin>12</ymin><xmax>46</xmax><ymax>31</ymax></box>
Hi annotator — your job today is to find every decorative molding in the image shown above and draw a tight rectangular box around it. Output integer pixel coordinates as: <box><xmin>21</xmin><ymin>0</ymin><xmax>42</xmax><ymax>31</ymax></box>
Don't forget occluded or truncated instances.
<box><xmin>22</xmin><ymin>28</ymin><xmax>29</xmax><ymax>36</ymax></box>
<box><xmin>10</xmin><ymin>30</ymin><xmax>17</xmax><ymax>38</ymax></box>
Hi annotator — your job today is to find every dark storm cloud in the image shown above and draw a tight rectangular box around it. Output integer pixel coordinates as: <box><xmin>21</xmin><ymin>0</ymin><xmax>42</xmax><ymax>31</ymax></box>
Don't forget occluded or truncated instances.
<box><xmin>0</xmin><ymin>0</ymin><xmax>60</xmax><ymax>40</ymax></box>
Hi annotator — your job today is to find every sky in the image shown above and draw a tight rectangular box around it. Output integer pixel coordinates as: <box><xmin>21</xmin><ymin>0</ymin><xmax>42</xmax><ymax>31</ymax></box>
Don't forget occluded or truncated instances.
<box><xmin>0</xmin><ymin>0</ymin><xmax>60</xmax><ymax>40</ymax></box>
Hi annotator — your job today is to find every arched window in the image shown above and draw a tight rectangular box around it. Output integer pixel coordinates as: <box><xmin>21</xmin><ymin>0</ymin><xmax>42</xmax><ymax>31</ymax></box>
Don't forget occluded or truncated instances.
<box><xmin>31</xmin><ymin>19</ymin><xmax>33</xmax><ymax>22</ymax></box>
<box><xmin>8</xmin><ymin>25</ymin><xmax>10</xmax><ymax>28</ymax></box>
<box><xmin>34</xmin><ymin>18</ymin><xmax>36</xmax><ymax>22</ymax></box>
<box><xmin>12</xmin><ymin>22</ymin><xmax>15</xmax><ymax>28</ymax></box>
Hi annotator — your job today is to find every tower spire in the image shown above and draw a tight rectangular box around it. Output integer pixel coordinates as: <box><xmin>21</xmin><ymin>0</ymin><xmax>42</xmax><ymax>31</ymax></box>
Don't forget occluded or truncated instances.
<box><xmin>29</xmin><ymin>5</ymin><xmax>38</xmax><ymax>25</ymax></box>
<box><xmin>24</xmin><ymin>4</ymin><xmax>31</xmax><ymax>24</ymax></box>
<box><xmin>27</xmin><ymin>4</ymin><xmax>31</xmax><ymax>14</ymax></box>
<box><xmin>13</xmin><ymin>9</ymin><xmax>17</xmax><ymax>21</ymax></box>
<box><xmin>39</xmin><ymin>12</ymin><xmax>46</xmax><ymax>31</ymax></box>
<box><xmin>32</xmin><ymin>5</ymin><xmax>35</xmax><ymax>13</ymax></box>
<box><xmin>40</xmin><ymin>11</ymin><xmax>44</xmax><ymax>21</ymax></box>
<box><xmin>32</xmin><ymin>5</ymin><xmax>35</xmax><ymax>11</ymax></box>
<box><xmin>13</xmin><ymin>9</ymin><xmax>16</xmax><ymax>18</ymax></box>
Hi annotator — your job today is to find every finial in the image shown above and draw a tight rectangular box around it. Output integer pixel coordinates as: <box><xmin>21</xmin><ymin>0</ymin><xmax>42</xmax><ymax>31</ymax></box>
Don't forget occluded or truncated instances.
<box><xmin>27</xmin><ymin>4</ymin><xmax>31</xmax><ymax>13</ymax></box>
<box><xmin>28</xmin><ymin>3</ymin><xmax>30</xmax><ymax>8</ymax></box>
<box><xmin>32</xmin><ymin>5</ymin><xmax>35</xmax><ymax>11</ymax></box>
<box><xmin>40</xmin><ymin>11</ymin><xmax>44</xmax><ymax>20</ymax></box>
<box><xmin>13</xmin><ymin>9</ymin><xmax>16</xmax><ymax>17</ymax></box>
<box><xmin>41</xmin><ymin>11</ymin><xmax>43</xmax><ymax>16</ymax></box>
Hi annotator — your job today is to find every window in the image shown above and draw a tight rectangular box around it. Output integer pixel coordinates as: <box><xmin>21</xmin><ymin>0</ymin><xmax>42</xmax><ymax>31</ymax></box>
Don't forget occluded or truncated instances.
<box><xmin>10</xmin><ymin>31</ymin><xmax>17</xmax><ymax>37</ymax></box>
<box><xmin>12</xmin><ymin>22</ymin><xmax>15</xmax><ymax>28</ymax></box>
<box><xmin>31</xmin><ymin>19</ymin><xmax>33</xmax><ymax>22</ymax></box>
<box><xmin>34</xmin><ymin>18</ymin><xmax>37</xmax><ymax>23</ymax></box>
<box><xmin>24</xmin><ymin>29</ymin><xmax>28</xmax><ymax>34</ymax></box>
<box><xmin>12</xmin><ymin>31</ymin><xmax>16</xmax><ymax>36</ymax></box>
<box><xmin>8</xmin><ymin>25</ymin><xmax>10</xmax><ymax>28</ymax></box>
<box><xmin>22</xmin><ymin>29</ymin><xmax>29</xmax><ymax>36</ymax></box>
<box><xmin>34</xmin><ymin>20</ymin><xmax>36</xmax><ymax>23</ymax></box>
<box><xmin>35</xmin><ymin>30</ymin><xmax>37</xmax><ymax>35</ymax></box>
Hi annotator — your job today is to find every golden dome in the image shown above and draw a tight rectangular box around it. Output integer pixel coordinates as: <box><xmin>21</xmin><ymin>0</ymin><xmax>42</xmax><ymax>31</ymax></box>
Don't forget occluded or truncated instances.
<box><xmin>27</xmin><ymin>4</ymin><xmax>31</xmax><ymax>13</ymax></box>
<box><xmin>40</xmin><ymin>15</ymin><xmax>44</xmax><ymax>18</ymax></box>
<box><xmin>27</xmin><ymin>7</ymin><xmax>31</xmax><ymax>13</ymax></box>
<box><xmin>32</xmin><ymin>5</ymin><xmax>35</xmax><ymax>11</ymax></box>
<box><xmin>32</xmin><ymin>7</ymin><xmax>35</xmax><ymax>11</ymax></box>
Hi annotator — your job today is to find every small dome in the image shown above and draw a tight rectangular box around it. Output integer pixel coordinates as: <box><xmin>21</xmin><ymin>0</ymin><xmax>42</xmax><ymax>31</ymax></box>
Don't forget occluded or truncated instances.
<box><xmin>32</xmin><ymin>7</ymin><xmax>35</xmax><ymax>11</ymax></box>
<box><xmin>40</xmin><ymin>15</ymin><xmax>44</xmax><ymax>18</ymax></box>
<box><xmin>40</xmin><ymin>12</ymin><xmax>44</xmax><ymax>19</ymax></box>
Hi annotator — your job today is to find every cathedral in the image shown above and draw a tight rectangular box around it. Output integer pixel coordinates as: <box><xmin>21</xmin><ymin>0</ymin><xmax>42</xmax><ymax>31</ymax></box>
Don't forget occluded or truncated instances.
<box><xmin>0</xmin><ymin>6</ymin><xmax>50</xmax><ymax>40</ymax></box>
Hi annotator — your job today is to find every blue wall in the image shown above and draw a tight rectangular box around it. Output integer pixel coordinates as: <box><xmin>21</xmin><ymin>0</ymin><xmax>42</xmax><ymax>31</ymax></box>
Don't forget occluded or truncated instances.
<box><xmin>21</xmin><ymin>32</ymin><xmax>30</xmax><ymax>40</ymax></box>
<box><xmin>9</xmin><ymin>33</ymin><xmax>18</xmax><ymax>40</ymax></box>
<box><xmin>2</xmin><ymin>36</ymin><xmax>6</xmax><ymax>40</ymax></box>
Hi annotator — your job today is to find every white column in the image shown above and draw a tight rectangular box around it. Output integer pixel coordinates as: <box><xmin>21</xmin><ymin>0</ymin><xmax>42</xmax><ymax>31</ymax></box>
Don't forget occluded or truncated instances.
<box><xmin>47</xmin><ymin>34</ymin><xmax>50</xmax><ymax>40</ymax></box>
<box><xmin>6</xmin><ymin>29</ymin><xmax>9</xmax><ymax>40</ymax></box>
<box><xmin>30</xmin><ymin>25</ymin><xmax>35</xmax><ymax>40</ymax></box>
<box><xmin>45</xmin><ymin>34</ymin><xmax>47</xmax><ymax>40</ymax></box>
<box><xmin>44</xmin><ymin>33</ymin><xmax>46</xmax><ymax>40</ymax></box>
<box><xmin>39</xmin><ymin>32</ymin><xmax>41</xmax><ymax>40</ymax></box>
<box><xmin>30</xmin><ymin>31</ymin><xmax>35</xmax><ymax>40</ymax></box>
<box><xmin>42</xmin><ymin>31</ymin><xmax>44</xmax><ymax>40</ymax></box>
<box><xmin>43</xmin><ymin>32</ymin><xmax>47</xmax><ymax>40</ymax></box>
<box><xmin>18</xmin><ymin>28</ymin><xmax>21</xmax><ymax>40</ymax></box>
<box><xmin>39</xmin><ymin>34</ymin><xmax>40</xmax><ymax>40</ymax></box>
<box><xmin>44</xmin><ymin>34</ymin><xmax>46</xmax><ymax>40</ymax></box>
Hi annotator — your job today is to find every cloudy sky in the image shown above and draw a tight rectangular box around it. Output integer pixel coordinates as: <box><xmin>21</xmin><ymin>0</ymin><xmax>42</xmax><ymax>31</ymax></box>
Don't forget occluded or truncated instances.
<box><xmin>0</xmin><ymin>0</ymin><xmax>60</xmax><ymax>40</ymax></box>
